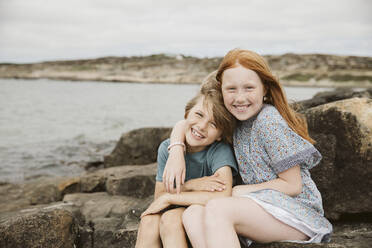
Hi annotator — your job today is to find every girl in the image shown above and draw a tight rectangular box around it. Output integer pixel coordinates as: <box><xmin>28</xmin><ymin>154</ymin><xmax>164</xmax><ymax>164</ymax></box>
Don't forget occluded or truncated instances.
<box><xmin>135</xmin><ymin>73</ymin><xmax>239</xmax><ymax>248</ymax></box>
<box><xmin>163</xmin><ymin>49</ymin><xmax>333</xmax><ymax>247</ymax></box>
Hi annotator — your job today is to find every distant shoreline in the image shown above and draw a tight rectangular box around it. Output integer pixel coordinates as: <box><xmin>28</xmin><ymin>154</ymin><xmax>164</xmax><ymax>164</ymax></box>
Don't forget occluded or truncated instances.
<box><xmin>1</xmin><ymin>76</ymin><xmax>370</xmax><ymax>89</ymax></box>
<box><xmin>0</xmin><ymin>53</ymin><xmax>371</xmax><ymax>88</ymax></box>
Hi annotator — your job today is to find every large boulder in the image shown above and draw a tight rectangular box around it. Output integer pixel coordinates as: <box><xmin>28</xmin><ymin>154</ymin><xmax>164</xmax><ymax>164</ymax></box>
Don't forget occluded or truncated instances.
<box><xmin>304</xmin><ymin>97</ymin><xmax>372</xmax><ymax>219</ymax></box>
<box><xmin>104</xmin><ymin>127</ymin><xmax>171</xmax><ymax>167</ymax></box>
<box><xmin>0</xmin><ymin>203</ymin><xmax>79</xmax><ymax>248</ymax></box>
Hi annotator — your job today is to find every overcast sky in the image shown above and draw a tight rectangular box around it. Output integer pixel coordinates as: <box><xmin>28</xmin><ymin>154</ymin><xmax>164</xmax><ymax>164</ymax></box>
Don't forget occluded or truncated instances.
<box><xmin>0</xmin><ymin>0</ymin><xmax>371</xmax><ymax>63</ymax></box>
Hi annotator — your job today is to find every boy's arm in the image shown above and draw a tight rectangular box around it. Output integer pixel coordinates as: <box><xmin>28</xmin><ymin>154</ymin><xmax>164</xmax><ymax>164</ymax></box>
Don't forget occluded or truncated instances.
<box><xmin>142</xmin><ymin>166</ymin><xmax>233</xmax><ymax>217</ymax></box>
<box><xmin>163</xmin><ymin>120</ymin><xmax>187</xmax><ymax>193</ymax></box>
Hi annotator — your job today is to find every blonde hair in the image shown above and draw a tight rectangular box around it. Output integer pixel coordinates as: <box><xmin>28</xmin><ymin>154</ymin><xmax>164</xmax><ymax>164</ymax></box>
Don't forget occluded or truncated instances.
<box><xmin>216</xmin><ymin>49</ymin><xmax>315</xmax><ymax>144</ymax></box>
<box><xmin>185</xmin><ymin>71</ymin><xmax>236</xmax><ymax>145</ymax></box>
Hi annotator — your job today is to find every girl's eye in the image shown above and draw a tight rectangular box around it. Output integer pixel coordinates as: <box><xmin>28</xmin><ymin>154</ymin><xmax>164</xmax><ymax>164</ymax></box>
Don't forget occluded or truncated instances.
<box><xmin>195</xmin><ymin>112</ymin><xmax>203</xmax><ymax>118</ymax></box>
<box><xmin>210</xmin><ymin>122</ymin><xmax>217</xmax><ymax>128</ymax></box>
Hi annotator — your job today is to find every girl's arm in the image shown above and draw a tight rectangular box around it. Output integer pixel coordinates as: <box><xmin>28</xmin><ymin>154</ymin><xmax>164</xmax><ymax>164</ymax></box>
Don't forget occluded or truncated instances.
<box><xmin>232</xmin><ymin>165</ymin><xmax>303</xmax><ymax>197</ymax></box>
<box><xmin>142</xmin><ymin>166</ymin><xmax>233</xmax><ymax>217</ymax></box>
<box><xmin>162</xmin><ymin>120</ymin><xmax>187</xmax><ymax>194</ymax></box>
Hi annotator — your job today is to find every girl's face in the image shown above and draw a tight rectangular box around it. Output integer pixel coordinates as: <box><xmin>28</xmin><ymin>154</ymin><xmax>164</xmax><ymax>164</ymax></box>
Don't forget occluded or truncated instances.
<box><xmin>221</xmin><ymin>65</ymin><xmax>266</xmax><ymax>121</ymax></box>
<box><xmin>184</xmin><ymin>97</ymin><xmax>222</xmax><ymax>153</ymax></box>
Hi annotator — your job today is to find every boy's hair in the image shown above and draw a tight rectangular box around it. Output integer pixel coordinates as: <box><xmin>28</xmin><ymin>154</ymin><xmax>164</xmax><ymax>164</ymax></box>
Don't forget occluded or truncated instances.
<box><xmin>216</xmin><ymin>48</ymin><xmax>315</xmax><ymax>144</ymax></box>
<box><xmin>185</xmin><ymin>72</ymin><xmax>236</xmax><ymax>145</ymax></box>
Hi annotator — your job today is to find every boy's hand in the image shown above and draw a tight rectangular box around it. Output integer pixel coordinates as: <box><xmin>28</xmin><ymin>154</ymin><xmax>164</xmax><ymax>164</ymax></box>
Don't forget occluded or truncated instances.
<box><xmin>163</xmin><ymin>146</ymin><xmax>186</xmax><ymax>194</ymax></box>
<box><xmin>185</xmin><ymin>173</ymin><xmax>226</xmax><ymax>192</ymax></box>
<box><xmin>140</xmin><ymin>194</ymin><xmax>171</xmax><ymax>218</ymax></box>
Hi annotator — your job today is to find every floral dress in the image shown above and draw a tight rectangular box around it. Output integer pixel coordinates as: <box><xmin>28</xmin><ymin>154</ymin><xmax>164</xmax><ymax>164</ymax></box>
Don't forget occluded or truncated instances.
<box><xmin>234</xmin><ymin>104</ymin><xmax>333</xmax><ymax>246</ymax></box>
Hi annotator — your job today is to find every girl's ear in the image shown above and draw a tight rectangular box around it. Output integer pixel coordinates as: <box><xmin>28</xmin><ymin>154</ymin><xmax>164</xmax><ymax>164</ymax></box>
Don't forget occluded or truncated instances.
<box><xmin>217</xmin><ymin>136</ymin><xmax>222</xmax><ymax>141</ymax></box>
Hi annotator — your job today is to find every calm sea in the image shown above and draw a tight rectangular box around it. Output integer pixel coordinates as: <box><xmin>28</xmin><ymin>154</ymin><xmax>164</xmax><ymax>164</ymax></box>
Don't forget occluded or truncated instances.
<box><xmin>0</xmin><ymin>78</ymin><xmax>332</xmax><ymax>182</ymax></box>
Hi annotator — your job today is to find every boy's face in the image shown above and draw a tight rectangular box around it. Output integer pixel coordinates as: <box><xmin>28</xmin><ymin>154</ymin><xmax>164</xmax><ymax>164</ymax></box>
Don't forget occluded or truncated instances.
<box><xmin>184</xmin><ymin>97</ymin><xmax>222</xmax><ymax>153</ymax></box>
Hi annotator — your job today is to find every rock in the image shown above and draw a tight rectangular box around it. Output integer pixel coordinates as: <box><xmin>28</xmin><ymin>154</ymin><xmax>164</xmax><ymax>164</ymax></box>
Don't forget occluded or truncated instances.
<box><xmin>250</xmin><ymin>222</ymin><xmax>372</xmax><ymax>248</ymax></box>
<box><xmin>104</xmin><ymin>127</ymin><xmax>171</xmax><ymax>167</ymax></box>
<box><xmin>294</xmin><ymin>88</ymin><xmax>371</xmax><ymax>111</ymax></box>
<box><xmin>63</xmin><ymin>192</ymin><xmax>151</xmax><ymax>222</ymax></box>
<box><xmin>304</xmin><ymin>98</ymin><xmax>372</xmax><ymax>219</ymax></box>
<box><xmin>0</xmin><ymin>203</ymin><xmax>79</xmax><ymax>248</ymax></box>
<box><xmin>105</xmin><ymin>164</ymin><xmax>157</xmax><ymax>198</ymax></box>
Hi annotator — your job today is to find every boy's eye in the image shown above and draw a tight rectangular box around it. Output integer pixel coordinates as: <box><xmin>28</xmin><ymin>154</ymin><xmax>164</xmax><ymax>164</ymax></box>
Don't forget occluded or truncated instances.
<box><xmin>195</xmin><ymin>112</ymin><xmax>203</xmax><ymax>117</ymax></box>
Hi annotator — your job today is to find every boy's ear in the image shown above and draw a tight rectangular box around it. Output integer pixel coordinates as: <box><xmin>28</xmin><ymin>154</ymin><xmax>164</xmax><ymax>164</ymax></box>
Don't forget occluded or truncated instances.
<box><xmin>217</xmin><ymin>136</ymin><xmax>222</xmax><ymax>141</ymax></box>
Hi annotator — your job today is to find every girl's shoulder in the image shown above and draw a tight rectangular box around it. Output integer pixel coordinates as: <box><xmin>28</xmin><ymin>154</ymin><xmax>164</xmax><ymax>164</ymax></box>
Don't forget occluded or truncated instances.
<box><xmin>255</xmin><ymin>104</ymin><xmax>287</xmax><ymax>127</ymax></box>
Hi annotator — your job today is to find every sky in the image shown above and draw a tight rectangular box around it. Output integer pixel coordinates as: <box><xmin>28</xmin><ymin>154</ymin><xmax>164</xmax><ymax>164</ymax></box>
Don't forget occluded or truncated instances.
<box><xmin>0</xmin><ymin>0</ymin><xmax>371</xmax><ymax>63</ymax></box>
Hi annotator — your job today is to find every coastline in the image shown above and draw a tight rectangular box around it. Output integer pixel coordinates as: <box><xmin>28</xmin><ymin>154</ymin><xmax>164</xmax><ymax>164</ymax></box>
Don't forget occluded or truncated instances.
<box><xmin>0</xmin><ymin>53</ymin><xmax>371</xmax><ymax>88</ymax></box>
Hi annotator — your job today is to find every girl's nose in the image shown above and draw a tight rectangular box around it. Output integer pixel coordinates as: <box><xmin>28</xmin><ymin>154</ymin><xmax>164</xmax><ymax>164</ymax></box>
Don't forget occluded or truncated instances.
<box><xmin>235</xmin><ymin>90</ymin><xmax>245</xmax><ymax>103</ymax></box>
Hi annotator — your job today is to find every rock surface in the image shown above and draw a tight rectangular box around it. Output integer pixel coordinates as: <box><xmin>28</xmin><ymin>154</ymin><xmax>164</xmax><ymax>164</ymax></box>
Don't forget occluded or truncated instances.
<box><xmin>104</xmin><ymin>127</ymin><xmax>171</xmax><ymax>167</ymax></box>
<box><xmin>0</xmin><ymin>89</ymin><xmax>371</xmax><ymax>247</ymax></box>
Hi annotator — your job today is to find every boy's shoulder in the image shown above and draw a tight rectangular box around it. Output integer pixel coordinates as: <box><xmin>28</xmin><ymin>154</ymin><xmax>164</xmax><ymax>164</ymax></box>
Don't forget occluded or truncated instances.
<box><xmin>206</xmin><ymin>141</ymin><xmax>233</xmax><ymax>156</ymax></box>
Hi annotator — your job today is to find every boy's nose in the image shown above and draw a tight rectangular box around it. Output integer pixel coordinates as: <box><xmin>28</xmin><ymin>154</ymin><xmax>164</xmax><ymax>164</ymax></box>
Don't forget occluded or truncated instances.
<box><xmin>199</xmin><ymin>119</ymin><xmax>208</xmax><ymax>130</ymax></box>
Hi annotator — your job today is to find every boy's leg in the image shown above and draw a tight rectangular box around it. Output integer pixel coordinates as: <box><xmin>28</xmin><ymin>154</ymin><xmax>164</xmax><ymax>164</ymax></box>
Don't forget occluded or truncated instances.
<box><xmin>159</xmin><ymin>207</ymin><xmax>188</xmax><ymax>248</ymax></box>
<box><xmin>182</xmin><ymin>204</ymin><xmax>207</xmax><ymax>248</ymax></box>
<box><xmin>135</xmin><ymin>213</ymin><xmax>161</xmax><ymax>248</ymax></box>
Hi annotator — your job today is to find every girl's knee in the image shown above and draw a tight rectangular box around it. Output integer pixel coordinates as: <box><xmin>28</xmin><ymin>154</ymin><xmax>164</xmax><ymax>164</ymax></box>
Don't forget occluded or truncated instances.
<box><xmin>182</xmin><ymin>205</ymin><xmax>204</xmax><ymax>229</ymax></box>
<box><xmin>205</xmin><ymin>198</ymin><xmax>226</xmax><ymax>216</ymax></box>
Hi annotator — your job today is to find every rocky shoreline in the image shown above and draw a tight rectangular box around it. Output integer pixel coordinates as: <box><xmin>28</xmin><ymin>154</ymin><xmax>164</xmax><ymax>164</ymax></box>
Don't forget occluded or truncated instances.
<box><xmin>1</xmin><ymin>53</ymin><xmax>372</xmax><ymax>87</ymax></box>
<box><xmin>1</xmin><ymin>88</ymin><xmax>371</xmax><ymax>247</ymax></box>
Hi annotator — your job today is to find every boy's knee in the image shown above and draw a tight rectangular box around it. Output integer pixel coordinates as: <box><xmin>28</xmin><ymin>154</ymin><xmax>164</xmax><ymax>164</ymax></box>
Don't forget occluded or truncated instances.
<box><xmin>159</xmin><ymin>209</ymin><xmax>184</xmax><ymax>235</ymax></box>
<box><xmin>139</xmin><ymin>214</ymin><xmax>160</xmax><ymax>231</ymax></box>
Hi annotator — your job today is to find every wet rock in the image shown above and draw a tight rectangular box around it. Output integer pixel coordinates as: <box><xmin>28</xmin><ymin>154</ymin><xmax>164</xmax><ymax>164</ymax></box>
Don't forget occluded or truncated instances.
<box><xmin>104</xmin><ymin>127</ymin><xmax>171</xmax><ymax>167</ymax></box>
<box><xmin>304</xmin><ymin>98</ymin><xmax>372</xmax><ymax>219</ymax></box>
<box><xmin>0</xmin><ymin>203</ymin><xmax>79</xmax><ymax>248</ymax></box>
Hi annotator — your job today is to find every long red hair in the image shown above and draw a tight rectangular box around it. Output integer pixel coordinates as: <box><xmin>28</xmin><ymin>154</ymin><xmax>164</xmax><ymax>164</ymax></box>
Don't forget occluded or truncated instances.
<box><xmin>216</xmin><ymin>49</ymin><xmax>315</xmax><ymax>144</ymax></box>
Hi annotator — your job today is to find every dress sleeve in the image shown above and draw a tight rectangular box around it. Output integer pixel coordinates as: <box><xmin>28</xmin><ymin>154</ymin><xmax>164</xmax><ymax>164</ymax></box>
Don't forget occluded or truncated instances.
<box><xmin>155</xmin><ymin>139</ymin><xmax>170</xmax><ymax>182</ymax></box>
<box><xmin>256</xmin><ymin>107</ymin><xmax>322</xmax><ymax>174</ymax></box>
<box><xmin>207</xmin><ymin>142</ymin><xmax>239</xmax><ymax>176</ymax></box>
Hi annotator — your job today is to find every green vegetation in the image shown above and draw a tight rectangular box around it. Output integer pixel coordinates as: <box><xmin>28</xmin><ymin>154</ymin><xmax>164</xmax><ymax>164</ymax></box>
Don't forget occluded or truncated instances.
<box><xmin>282</xmin><ymin>73</ymin><xmax>315</xmax><ymax>81</ymax></box>
<box><xmin>329</xmin><ymin>74</ymin><xmax>372</xmax><ymax>82</ymax></box>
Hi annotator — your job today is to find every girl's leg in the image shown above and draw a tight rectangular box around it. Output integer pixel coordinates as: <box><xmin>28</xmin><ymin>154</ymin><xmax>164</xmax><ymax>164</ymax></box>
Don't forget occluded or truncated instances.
<box><xmin>135</xmin><ymin>214</ymin><xmax>161</xmax><ymax>248</ymax></box>
<box><xmin>182</xmin><ymin>205</ymin><xmax>207</xmax><ymax>248</ymax></box>
<box><xmin>159</xmin><ymin>207</ymin><xmax>188</xmax><ymax>248</ymax></box>
<box><xmin>204</xmin><ymin>197</ymin><xmax>308</xmax><ymax>248</ymax></box>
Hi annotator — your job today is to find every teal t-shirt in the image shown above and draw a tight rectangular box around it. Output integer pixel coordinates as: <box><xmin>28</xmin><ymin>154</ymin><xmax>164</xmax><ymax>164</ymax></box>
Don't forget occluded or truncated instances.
<box><xmin>156</xmin><ymin>138</ymin><xmax>238</xmax><ymax>182</ymax></box>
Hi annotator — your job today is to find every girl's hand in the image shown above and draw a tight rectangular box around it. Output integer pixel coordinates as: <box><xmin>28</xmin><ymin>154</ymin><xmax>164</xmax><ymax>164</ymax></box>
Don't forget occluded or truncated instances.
<box><xmin>140</xmin><ymin>194</ymin><xmax>171</xmax><ymax>218</ymax></box>
<box><xmin>163</xmin><ymin>147</ymin><xmax>186</xmax><ymax>194</ymax></box>
<box><xmin>185</xmin><ymin>173</ymin><xmax>226</xmax><ymax>192</ymax></box>
<box><xmin>163</xmin><ymin>120</ymin><xmax>187</xmax><ymax>194</ymax></box>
